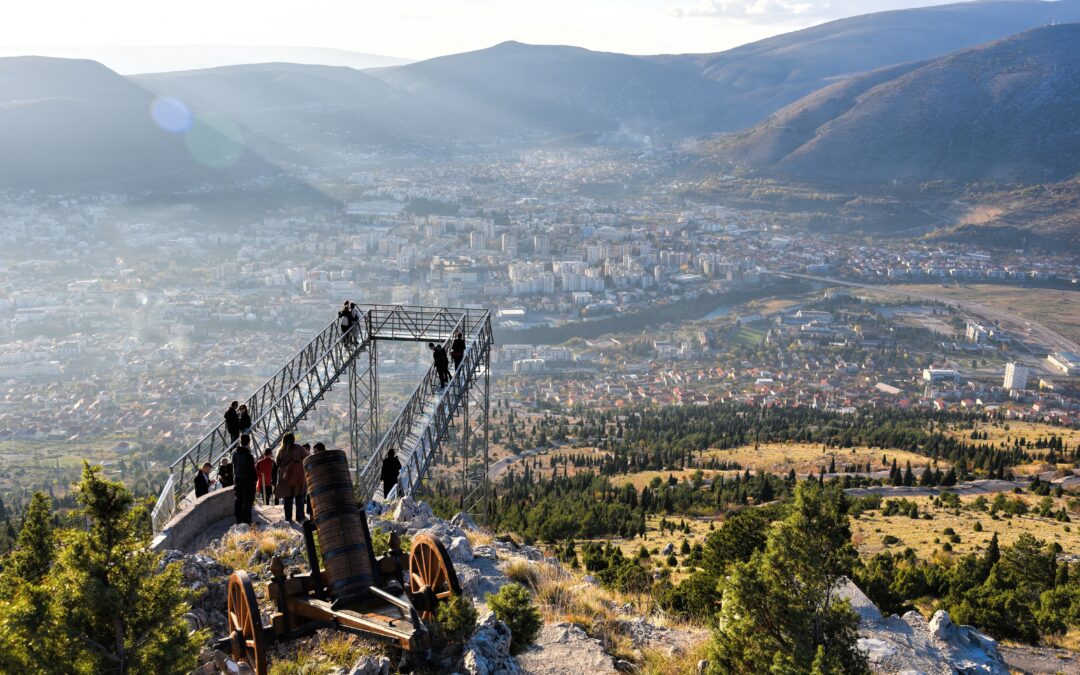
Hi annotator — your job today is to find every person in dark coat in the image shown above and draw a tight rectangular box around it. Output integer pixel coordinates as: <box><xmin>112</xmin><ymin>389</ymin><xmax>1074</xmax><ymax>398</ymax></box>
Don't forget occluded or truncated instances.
<box><xmin>450</xmin><ymin>331</ymin><xmax>466</xmax><ymax>370</ymax></box>
<box><xmin>232</xmin><ymin>434</ymin><xmax>257</xmax><ymax>524</ymax></box>
<box><xmin>194</xmin><ymin>462</ymin><xmax>212</xmax><ymax>498</ymax></box>
<box><xmin>429</xmin><ymin>342</ymin><xmax>450</xmax><ymax>387</ymax></box>
<box><xmin>218</xmin><ymin>456</ymin><xmax>234</xmax><ymax>488</ymax></box>
<box><xmin>381</xmin><ymin>448</ymin><xmax>402</xmax><ymax>499</ymax></box>
<box><xmin>238</xmin><ymin>404</ymin><xmax>252</xmax><ymax>434</ymax></box>
<box><xmin>224</xmin><ymin>400</ymin><xmax>241</xmax><ymax>444</ymax></box>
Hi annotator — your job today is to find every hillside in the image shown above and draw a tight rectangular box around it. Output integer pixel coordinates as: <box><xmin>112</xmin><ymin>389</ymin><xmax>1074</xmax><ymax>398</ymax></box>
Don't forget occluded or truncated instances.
<box><xmin>708</xmin><ymin>23</ymin><xmax>1080</xmax><ymax>185</ymax></box>
<box><xmin>659</xmin><ymin>0</ymin><xmax>1080</xmax><ymax>130</ymax></box>
<box><xmin>0</xmin><ymin>57</ymin><xmax>275</xmax><ymax>190</ymax></box>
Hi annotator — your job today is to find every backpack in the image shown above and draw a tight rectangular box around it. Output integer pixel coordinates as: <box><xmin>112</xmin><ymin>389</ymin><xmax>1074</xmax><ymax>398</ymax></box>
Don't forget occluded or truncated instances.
<box><xmin>339</xmin><ymin>313</ymin><xmax>350</xmax><ymax>329</ymax></box>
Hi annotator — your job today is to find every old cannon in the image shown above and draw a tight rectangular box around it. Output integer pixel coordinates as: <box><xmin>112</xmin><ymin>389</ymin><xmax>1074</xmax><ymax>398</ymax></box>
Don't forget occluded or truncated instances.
<box><xmin>223</xmin><ymin>449</ymin><xmax>461</xmax><ymax>674</ymax></box>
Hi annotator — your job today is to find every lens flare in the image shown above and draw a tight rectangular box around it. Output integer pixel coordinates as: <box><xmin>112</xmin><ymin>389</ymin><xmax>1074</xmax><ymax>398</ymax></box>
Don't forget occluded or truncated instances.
<box><xmin>184</xmin><ymin>114</ymin><xmax>245</xmax><ymax>169</ymax></box>
<box><xmin>150</xmin><ymin>97</ymin><xmax>193</xmax><ymax>133</ymax></box>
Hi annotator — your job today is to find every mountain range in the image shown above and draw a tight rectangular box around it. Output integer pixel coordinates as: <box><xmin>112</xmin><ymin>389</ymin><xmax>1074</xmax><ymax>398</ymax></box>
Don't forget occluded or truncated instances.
<box><xmin>707</xmin><ymin>23</ymin><xmax>1080</xmax><ymax>185</ymax></box>
<box><xmin>2</xmin><ymin>0</ymin><xmax>1079</xmax><ymax>190</ymax></box>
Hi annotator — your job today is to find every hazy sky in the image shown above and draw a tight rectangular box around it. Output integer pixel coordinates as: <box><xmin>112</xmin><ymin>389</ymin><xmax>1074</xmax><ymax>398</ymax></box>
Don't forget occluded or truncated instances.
<box><xmin>1</xmin><ymin>0</ymin><xmax>975</xmax><ymax>60</ymax></box>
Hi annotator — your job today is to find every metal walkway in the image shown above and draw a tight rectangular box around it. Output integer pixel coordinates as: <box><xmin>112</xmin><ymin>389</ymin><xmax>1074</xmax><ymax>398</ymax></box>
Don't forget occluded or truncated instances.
<box><xmin>151</xmin><ymin>305</ymin><xmax>492</xmax><ymax>533</ymax></box>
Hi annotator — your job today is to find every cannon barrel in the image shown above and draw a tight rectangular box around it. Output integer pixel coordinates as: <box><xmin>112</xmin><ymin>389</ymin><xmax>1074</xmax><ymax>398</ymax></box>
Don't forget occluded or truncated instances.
<box><xmin>304</xmin><ymin>449</ymin><xmax>379</xmax><ymax>606</ymax></box>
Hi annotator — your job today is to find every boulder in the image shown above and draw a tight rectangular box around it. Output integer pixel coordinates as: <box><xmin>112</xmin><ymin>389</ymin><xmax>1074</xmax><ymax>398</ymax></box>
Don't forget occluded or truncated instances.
<box><xmin>460</xmin><ymin>612</ymin><xmax>521</xmax><ymax>675</ymax></box>
<box><xmin>347</xmin><ymin>655</ymin><xmax>391</xmax><ymax>675</ymax></box>
<box><xmin>452</xmin><ymin>512</ymin><xmax>481</xmax><ymax>532</ymax></box>
<box><xmin>661</xmin><ymin>543</ymin><xmax>675</xmax><ymax>555</ymax></box>
<box><xmin>449</xmin><ymin>536</ymin><xmax>475</xmax><ymax>563</ymax></box>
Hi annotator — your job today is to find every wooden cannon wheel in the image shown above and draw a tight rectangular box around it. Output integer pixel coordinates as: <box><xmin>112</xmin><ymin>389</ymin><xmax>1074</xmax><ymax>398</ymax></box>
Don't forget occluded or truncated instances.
<box><xmin>408</xmin><ymin>533</ymin><xmax>462</xmax><ymax>621</ymax></box>
<box><xmin>227</xmin><ymin>570</ymin><xmax>268</xmax><ymax>675</ymax></box>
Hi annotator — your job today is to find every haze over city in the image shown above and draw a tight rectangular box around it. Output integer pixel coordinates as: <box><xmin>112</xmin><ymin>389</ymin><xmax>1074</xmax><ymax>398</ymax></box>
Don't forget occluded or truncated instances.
<box><xmin>1</xmin><ymin>1</ymin><xmax>1079</xmax><ymax>674</ymax></box>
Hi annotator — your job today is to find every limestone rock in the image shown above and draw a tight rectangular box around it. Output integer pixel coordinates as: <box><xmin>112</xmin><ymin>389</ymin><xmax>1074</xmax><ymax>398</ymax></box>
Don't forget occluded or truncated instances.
<box><xmin>461</xmin><ymin>612</ymin><xmax>521</xmax><ymax>675</ymax></box>
<box><xmin>449</xmin><ymin>536</ymin><xmax>475</xmax><ymax>563</ymax></box>
<box><xmin>452</xmin><ymin>511</ymin><xmax>481</xmax><ymax>532</ymax></box>
<box><xmin>836</xmin><ymin>578</ymin><xmax>1009</xmax><ymax>674</ymax></box>
<box><xmin>517</xmin><ymin>622</ymin><xmax>616</xmax><ymax>675</ymax></box>
<box><xmin>348</xmin><ymin>655</ymin><xmax>391</xmax><ymax>675</ymax></box>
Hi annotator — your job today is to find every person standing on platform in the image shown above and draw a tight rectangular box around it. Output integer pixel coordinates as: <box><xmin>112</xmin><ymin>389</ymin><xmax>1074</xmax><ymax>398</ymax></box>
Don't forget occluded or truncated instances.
<box><xmin>255</xmin><ymin>448</ymin><xmax>275</xmax><ymax>505</ymax></box>
<box><xmin>338</xmin><ymin>302</ymin><xmax>353</xmax><ymax>346</ymax></box>
<box><xmin>350</xmin><ymin>303</ymin><xmax>362</xmax><ymax>346</ymax></box>
<box><xmin>232</xmin><ymin>434</ymin><xmax>257</xmax><ymax>524</ymax></box>
<box><xmin>194</xmin><ymin>462</ymin><xmax>212</xmax><ymax>498</ymax></box>
<box><xmin>217</xmin><ymin>455</ymin><xmax>234</xmax><ymax>489</ymax></box>
<box><xmin>381</xmin><ymin>448</ymin><xmax>402</xmax><ymax>500</ymax></box>
<box><xmin>238</xmin><ymin>404</ymin><xmax>252</xmax><ymax>435</ymax></box>
<box><xmin>224</xmin><ymin>400</ymin><xmax>241</xmax><ymax>444</ymax></box>
<box><xmin>451</xmin><ymin>331</ymin><xmax>466</xmax><ymax>370</ymax></box>
<box><xmin>275</xmin><ymin>432</ymin><xmax>310</xmax><ymax>523</ymax></box>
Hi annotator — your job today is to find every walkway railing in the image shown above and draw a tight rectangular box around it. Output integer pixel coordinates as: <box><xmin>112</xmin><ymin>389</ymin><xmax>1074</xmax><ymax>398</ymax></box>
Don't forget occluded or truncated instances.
<box><xmin>362</xmin><ymin>312</ymin><xmax>493</xmax><ymax>502</ymax></box>
<box><xmin>151</xmin><ymin>304</ymin><xmax>492</xmax><ymax>533</ymax></box>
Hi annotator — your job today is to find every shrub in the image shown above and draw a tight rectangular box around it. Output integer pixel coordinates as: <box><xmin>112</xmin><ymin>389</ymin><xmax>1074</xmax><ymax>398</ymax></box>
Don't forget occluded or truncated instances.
<box><xmin>487</xmin><ymin>583</ymin><xmax>542</xmax><ymax>655</ymax></box>
<box><xmin>882</xmin><ymin>534</ymin><xmax>900</xmax><ymax>546</ymax></box>
<box><xmin>433</xmin><ymin>594</ymin><xmax>478</xmax><ymax>651</ymax></box>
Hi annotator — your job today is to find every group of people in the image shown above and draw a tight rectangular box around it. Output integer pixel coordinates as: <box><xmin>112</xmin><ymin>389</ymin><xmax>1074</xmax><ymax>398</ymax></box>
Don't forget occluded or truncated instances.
<box><xmin>195</xmin><ymin>409</ymin><xmax>335</xmax><ymax>524</ymax></box>
<box><xmin>338</xmin><ymin>301</ymin><xmax>363</xmax><ymax>347</ymax></box>
<box><xmin>428</xmin><ymin>331</ymin><xmax>467</xmax><ymax>387</ymax></box>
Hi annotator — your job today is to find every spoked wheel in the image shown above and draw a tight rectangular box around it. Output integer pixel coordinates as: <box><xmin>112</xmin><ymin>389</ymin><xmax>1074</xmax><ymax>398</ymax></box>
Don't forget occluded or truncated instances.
<box><xmin>408</xmin><ymin>533</ymin><xmax>461</xmax><ymax>621</ymax></box>
<box><xmin>227</xmin><ymin>570</ymin><xmax>268</xmax><ymax>675</ymax></box>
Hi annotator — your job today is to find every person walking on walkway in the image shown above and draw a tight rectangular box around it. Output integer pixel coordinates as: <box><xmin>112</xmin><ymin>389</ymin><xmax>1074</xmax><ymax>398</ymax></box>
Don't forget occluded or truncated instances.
<box><xmin>350</xmin><ymin>302</ymin><xmax>362</xmax><ymax>345</ymax></box>
<box><xmin>429</xmin><ymin>342</ymin><xmax>450</xmax><ymax>387</ymax></box>
<box><xmin>338</xmin><ymin>302</ymin><xmax>354</xmax><ymax>347</ymax></box>
<box><xmin>275</xmin><ymin>432</ymin><xmax>310</xmax><ymax>523</ymax></box>
<box><xmin>232</xmin><ymin>434</ymin><xmax>257</xmax><ymax>524</ymax></box>
<box><xmin>224</xmin><ymin>401</ymin><xmax>241</xmax><ymax>444</ymax></box>
<box><xmin>381</xmin><ymin>448</ymin><xmax>402</xmax><ymax>500</ymax></box>
<box><xmin>451</xmin><ymin>331</ymin><xmax>466</xmax><ymax>370</ymax></box>
<box><xmin>255</xmin><ymin>449</ymin><xmax>275</xmax><ymax>505</ymax></box>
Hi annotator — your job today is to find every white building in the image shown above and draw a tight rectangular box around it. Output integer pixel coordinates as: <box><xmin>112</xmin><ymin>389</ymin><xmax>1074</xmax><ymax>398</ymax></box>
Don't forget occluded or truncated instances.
<box><xmin>1003</xmin><ymin>362</ymin><xmax>1029</xmax><ymax>391</ymax></box>
<box><xmin>1047</xmin><ymin>352</ymin><xmax>1080</xmax><ymax>376</ymax></box>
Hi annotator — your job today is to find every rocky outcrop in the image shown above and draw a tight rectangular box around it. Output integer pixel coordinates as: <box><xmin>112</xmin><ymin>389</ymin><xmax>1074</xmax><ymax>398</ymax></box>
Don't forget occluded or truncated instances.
<box><xmin>160</xmin><ymin>550</ymin><xmax>230</xmax><ymax>636</ymax></box>
<box><xmin>461</xmin><ymin>612</ymin><xmax>522</xmax><ymax>675</ymax></box>
<box><xmin>834</xmin><ymin>578</ymin><xmax>1009</xmax><ymax>674</ymax></box>
<box><xmin>516</xmin><ymin>623</ymin><xmax>617</xmax><ymax>675</ymax></box>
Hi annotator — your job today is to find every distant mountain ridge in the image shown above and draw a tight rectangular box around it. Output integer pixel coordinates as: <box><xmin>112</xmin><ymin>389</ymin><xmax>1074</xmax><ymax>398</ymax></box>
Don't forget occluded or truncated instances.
<box><xmin>654</xmin><ymin>0</ymin><xmax>1080</xmax><ymax>130</ymax></box>
<box><xmin>706</xmin><ymin>23</ymin><xmax>1080</xmax><ymax>185</ymax></box>
<box><xmin>4</xmin><ymin>0</ymin><xmax>1080</xmax><ymax>191</ymax></box>
<box><xmin>0</xmin><ymin>45</ymin><xmax>410</xmax><ymax>75</ymax></box>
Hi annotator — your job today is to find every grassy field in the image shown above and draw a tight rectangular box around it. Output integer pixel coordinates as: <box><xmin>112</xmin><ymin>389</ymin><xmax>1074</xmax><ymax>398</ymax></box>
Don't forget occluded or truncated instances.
<box><xmin>883</xmin><ymin>283</ymin><xmax>1080</xmax><ymax>346</ymax></box>
<box><xmin>705</xmin><ymin>442</ymin><xmax>940</xmax><ymax>476</ymax></box>
<box><xmin>942</xmin><ymin>420</ymin><xmax>1080</xmax><ymax>446</ymax></box>
<box><xmin>851</xmin><ymin>493</ymin><xmax>1080</xmax><ymax>558</ymax></box>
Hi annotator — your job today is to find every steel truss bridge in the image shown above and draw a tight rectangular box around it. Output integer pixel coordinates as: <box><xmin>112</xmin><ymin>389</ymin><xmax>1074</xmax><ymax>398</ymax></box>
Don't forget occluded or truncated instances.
<box><xmin>151</xmin><ymin>305</ymin><xmax>493</xmax><ymax>533</ymax></box>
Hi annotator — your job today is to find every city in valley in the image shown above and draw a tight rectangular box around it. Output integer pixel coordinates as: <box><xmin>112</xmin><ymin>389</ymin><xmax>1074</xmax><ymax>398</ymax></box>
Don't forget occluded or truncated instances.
<box><xmin>3</xmin><ymin>2</ymin><xmax>1080</xmax><ymax>674</ymax></box>
<box><xmin>2</xmin><ymin>147</ymin><xmax>1078</xmax><ymax>501</ymax></box>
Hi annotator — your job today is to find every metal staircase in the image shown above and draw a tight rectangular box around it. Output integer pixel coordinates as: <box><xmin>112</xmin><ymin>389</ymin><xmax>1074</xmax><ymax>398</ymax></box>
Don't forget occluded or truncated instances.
<box><xmin>151</xmin><ymin>305</ymin><xmax>492</xmax><ymax>533</ymax></box>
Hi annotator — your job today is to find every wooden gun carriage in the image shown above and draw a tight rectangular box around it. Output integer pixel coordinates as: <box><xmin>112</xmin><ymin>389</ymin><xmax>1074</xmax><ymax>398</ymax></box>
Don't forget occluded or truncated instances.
<box><xmin>224</xmin><ymin>449</ymin><xmax>461</xmax><ymax>674</ymax></box>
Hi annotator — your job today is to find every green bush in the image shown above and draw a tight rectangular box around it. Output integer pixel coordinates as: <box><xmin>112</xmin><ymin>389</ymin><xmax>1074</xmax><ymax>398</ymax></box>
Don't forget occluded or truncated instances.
<box><xmin>487</xmin><ymin>583</ymin><xmax>542</xmax><ymax>654</ymax></box>
<box><xmin>433</xmin><ymin>594</ymin><xmax>478</xmax><ymax>651</ymax></box>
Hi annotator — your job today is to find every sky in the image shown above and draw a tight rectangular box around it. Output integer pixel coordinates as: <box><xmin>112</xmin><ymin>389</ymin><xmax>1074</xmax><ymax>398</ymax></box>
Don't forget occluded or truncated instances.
<box><xmin>0</xmin><ymin>0</ymin><xmax>974</xmax><ymax>63</ymax></box>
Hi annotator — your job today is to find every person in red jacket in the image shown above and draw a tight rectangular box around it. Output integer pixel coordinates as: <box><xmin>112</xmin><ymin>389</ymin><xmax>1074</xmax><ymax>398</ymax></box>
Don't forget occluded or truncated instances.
<box><xmin>255</xmin><ymin>448</ymin><xmax>276</xmax><ymax>506</ymax></box>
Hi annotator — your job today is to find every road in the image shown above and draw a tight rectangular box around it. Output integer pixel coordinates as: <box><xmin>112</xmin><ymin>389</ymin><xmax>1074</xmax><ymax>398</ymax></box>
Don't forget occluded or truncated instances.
<box><xmin>768</xmin><ymin>271</ymin><xmax>1080</xmax><ymax>355</ymax></box>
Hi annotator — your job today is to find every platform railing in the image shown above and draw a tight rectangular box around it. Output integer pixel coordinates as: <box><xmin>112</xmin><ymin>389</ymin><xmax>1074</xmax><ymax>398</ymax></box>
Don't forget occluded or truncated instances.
<box><xmin>152</xmin><ymin>304</ymin><xmax>490</xmax><ymax>533</ymax></box>
<box><xmin>152</xmin><ymin>314</ymin><xmax>371</xmax><ymax>532</ymax></box>
<box><xmin>362</xmin><ymin>311</ymin><xmax>493</xmax><ymax>503</ymax></box>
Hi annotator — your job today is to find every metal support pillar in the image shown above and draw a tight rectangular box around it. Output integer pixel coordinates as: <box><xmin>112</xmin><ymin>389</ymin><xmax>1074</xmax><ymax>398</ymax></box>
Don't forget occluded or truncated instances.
<box><xmin>369</xmin><ymin>338</ymin><xmax>379</xmax><ymax>456</ymax></box>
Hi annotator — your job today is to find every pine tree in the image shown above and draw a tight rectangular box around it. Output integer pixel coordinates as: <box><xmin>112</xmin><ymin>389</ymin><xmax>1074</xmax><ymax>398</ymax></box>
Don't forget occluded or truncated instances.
<box><xmin>0</xmin><ymin>464</ymin><xmax>204</xmax><ymax>674</ymax></box>
<box><xmin>707</xmin><ymin>481</ymin><xmax>869</xmax><ymax>674</ymax></box>
<box><xmin>5</xmin><ymin>492</ymin><xmax>54</xmax><ymax>587</ymax></box>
